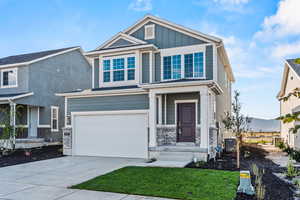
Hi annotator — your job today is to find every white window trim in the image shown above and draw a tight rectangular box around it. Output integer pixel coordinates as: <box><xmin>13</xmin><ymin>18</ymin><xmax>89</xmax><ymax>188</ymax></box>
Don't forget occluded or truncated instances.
<box><xmin>51</xmin><ymin>106</ymin><xmax>59</xmax><ymax>132</ymax></box>
<box><xmin>144</xmin><ymin>24</ymin><xmax>155</xmax><ymax>40</ymax></box>
<box><xmin>160</xmin><ymin>45</ymin><xmax>206</xmax><ymax>81</ymax></box>
<box><xmin>99</xmin><ymin>53</ymin><xmax>139</xmax><ymax>87</ymax></box>
<box><xmin>0</xmin><ymin>68</ymin><xmax>18</xmax><ymax>88</ymax></box>
<box><xmin>174</xmin><ymin>99</ymin><xmax>198</xmax><ymax>127</ymax></box>
<box><xmin>156</xmin><ymin>95</ymin><xmax>162</xmax><ymax>125</ymax></box>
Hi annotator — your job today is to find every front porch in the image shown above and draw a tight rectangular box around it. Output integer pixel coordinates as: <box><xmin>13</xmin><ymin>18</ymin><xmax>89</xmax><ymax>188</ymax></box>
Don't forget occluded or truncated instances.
<box><xmin>147</xmin><ymin>85</ymin><xmax>219</xmax><ymax>160</ymax></box>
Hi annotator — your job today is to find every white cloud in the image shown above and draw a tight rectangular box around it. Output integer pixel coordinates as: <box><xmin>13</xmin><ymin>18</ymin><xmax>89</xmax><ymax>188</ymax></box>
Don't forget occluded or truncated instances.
<box><xmin>272</xmin><ymin>40</ymin><xmax>300</xmax><ymax>58</ymax></box>
<box><xmin>255</xmin><ymin>0</ymin><xmax>300</xmax><ymax>40</ymax></box>
<box><xmin>213</xmin><ymin>0</ymin><xmax>250</xmax><ymax>5</ymax></box>
<box><xmin>129</xmin><ymin>0</ymin><xmax>152</xmax><ymax>11</ymax></box>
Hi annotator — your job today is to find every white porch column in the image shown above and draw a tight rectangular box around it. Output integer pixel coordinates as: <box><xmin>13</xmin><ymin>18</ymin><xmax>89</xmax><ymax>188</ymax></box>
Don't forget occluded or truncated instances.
<box><xmin>9</xmin><ymin>102</ymin><xmax>16</xmax><ymax>145</ymax></box>
<box><xmin>200</xmin><ymin>87</ymin><xmax>209</xmax><ymax>149</ymax></box>
<box><xmin>149</xmin><ymin>90</ymin><xmax>157</xmax><ymax>147</ymax></box>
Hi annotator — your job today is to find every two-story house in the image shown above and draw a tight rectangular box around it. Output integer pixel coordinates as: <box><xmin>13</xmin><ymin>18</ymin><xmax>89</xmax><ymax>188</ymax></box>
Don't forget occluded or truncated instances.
<box><xmin>0</xmin><ymin>47</ymin><xmax>91</xmax><ymax>148</ymax></box>
<box><xmin>278</xmin><ymin>58</ymin><xmax>300</xmax><ymax>150</ymax></box>
<box><xmin>59</xmin><ymin>15</ymin><xmax>235</xmax><ymax>161</ymax></box>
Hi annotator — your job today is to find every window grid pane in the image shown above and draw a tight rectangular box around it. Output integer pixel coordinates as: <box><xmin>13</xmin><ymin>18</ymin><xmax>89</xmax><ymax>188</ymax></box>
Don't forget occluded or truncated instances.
<box><xmin>103</xmin><ymin>72</ymin><xmax>110</xmax><ymax>82</ymax></box>
<box><xmin>113</xmin><ymin>70</ymin><xmax>124</xmax><ymax>81</ymax></box>
<box><xmin>194</xmin><ymin>52</ymin><xmax>204</xmax><ymax>77</ymax></box>
<box><xmin>184</xmin><ymin>54</ymin><xmax>193</xmax><ymax>78</ymax></box>
<box><xmin>127</xmin><ymin>57</ymin><xmax>135</xmax><ymax>69</ymax></box>
<box><xmin>113</xmin><ymin>58</ymin><xmax>125</xmax><ymax>70</ymax></box>
<box><xmin>172</xmin><ymin>55</ymin><xmax>181</xmax><ymax>79</ymax></box>
<box><xmin>103</xmin><ymin>60</ymin><xmax>110</xmax><ymax>71</ymax></box>
<box><xmin>128</xmin><ymin>69</ymin><xmax>135</xmax><ymax>80</ymax></box>
<box><xmin>163</xmin><ymin>56</ymin><xmax>172</xmax><ymax>80</ymax></box>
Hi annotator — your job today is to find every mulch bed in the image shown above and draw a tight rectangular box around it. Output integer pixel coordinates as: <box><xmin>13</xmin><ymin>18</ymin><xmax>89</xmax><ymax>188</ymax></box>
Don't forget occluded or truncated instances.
<box><xmin>186</xmin><ymin>145</ymin><xmax>294</xmax><ymax>200</ymax></box>
<box><xmin>0</xmin><ymin>145</ymin><xmax>64</xmax><ymax>167</ymax></box>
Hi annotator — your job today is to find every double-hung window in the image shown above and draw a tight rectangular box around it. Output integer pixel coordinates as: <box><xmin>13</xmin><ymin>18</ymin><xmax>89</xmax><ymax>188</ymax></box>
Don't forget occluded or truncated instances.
<box><xmin>113</xmin><ymin>58</ymin><xmax>125</xmax><ymax>81</ymax></box>
<box><xmin>102</xmin><ymin>56</ymin><xmax>136</xmax><ymax>83</ymax></box>
<box><xmin>51</xmin><ymin>106</ymin><xmax>59</xmax><ymax>132</ymax></box>
<box><xmin>1</xmin><ymin>68</ymin><xmax>17</xmax><ymax>88</ymax></box>
<box><xmin>163</xmin><ymin>52</ymin><xmax>204</xmax><ymax>80</ymax></box>
<box><xmin>103</xmin><ymin>60</ymin><xmax>111</xmax><ymax>82</ymax></box>
<box><xmin>127</xmin><ymin>57</ymin><xmax>135</xmax><ymax>80</ymax></box>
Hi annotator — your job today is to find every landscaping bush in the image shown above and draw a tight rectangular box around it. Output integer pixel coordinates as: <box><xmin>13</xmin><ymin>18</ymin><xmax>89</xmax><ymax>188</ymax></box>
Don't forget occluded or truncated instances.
<box><xmin>292</xmin><ymin>150</ymin><xmax>300</xmax><ymax>162</ymax></box>
<box><xmin>285</xmin><ymin>160</ymin><xmax>299</xmax><ymax>178</ymax></box>
<box><xmin>283</xmin><ymin>146</ymin><xmax>294</xmax><ymax>155</ymax></box>
<box><xmin>276</xmin><ymin>141</ymin><xmax>286</xmax><ymax>149</ymax></box>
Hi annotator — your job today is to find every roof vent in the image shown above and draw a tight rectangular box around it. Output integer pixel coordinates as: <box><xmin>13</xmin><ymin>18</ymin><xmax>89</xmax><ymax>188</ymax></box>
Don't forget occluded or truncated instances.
<box><xmin>144</xmin><ymin>24</ymin><xmax>155</xmax><ymax>40</ymax></box>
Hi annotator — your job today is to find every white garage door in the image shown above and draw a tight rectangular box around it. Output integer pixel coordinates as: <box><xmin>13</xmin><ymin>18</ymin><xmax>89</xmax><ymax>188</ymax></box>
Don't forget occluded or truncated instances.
<box><xmin>72</xmin><ymin>110</ymin><xmax>148</xmax><ymax>158</ymax></box>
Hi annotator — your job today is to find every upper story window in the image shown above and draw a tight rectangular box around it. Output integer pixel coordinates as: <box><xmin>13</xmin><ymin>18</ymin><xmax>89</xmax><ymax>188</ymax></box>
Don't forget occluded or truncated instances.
<box><xmin>101</xmin><ymin>55</ymin><xmax>137</xmax><ymax>85</ymax></box>
<box><xmin>1</xmin><ymin>68</ymin><xmax>17</xmax><ymax>88</ymax></box>
<box><xmin>144</xmin><ymin>24</ymin><xmax>155</xmax><ymax>40</ymax></box>
<box><xmin>163</xmin><ymin>52</ymin><xmax>204</xmax><ymax>81</ymax></box>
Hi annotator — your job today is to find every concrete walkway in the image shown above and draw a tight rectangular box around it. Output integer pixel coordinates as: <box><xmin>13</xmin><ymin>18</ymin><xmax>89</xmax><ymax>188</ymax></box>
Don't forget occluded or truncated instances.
<box><xmin>0</xmin><ymin>156</ymin><xmax>173</xmax><ymax>200</ymax></box>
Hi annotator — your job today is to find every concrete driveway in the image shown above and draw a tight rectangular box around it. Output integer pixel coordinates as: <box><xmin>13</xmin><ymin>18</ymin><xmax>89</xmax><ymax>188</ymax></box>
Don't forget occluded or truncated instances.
<box><xmin>0</xmin><ymin>156</ymin><xmax>171</xmax><ymax>200</ymax></box>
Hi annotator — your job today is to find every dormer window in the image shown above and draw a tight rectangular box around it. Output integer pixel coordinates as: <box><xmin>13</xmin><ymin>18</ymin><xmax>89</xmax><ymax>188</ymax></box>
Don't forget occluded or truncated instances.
<box><xmin>1</xmin><ymin>68</ymin><xmax>17</xmax><ymax>88</ymax></box>
<box><xmin>144</xmin><ymin>24</ymin><xmax>155</xmax><ymax>40</ymax></box>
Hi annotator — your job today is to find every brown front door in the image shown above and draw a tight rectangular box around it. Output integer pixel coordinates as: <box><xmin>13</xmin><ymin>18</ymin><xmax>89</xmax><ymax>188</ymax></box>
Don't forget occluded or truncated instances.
<box><xmin>177</xmin><ymin>103</ymin><xmax>196</xmax><ymax>142</ymax></box>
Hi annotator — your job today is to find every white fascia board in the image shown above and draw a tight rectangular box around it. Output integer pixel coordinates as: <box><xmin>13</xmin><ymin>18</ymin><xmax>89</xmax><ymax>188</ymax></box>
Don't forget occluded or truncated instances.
<box><xmin>95</xmin><ymin>32</ymin><xmax>147</xmax><ymax>50</ymax></box>
<box><xmin>0</xmin><ymin>47</ymin><xmax>82</xmax><ymax>69</ymax></box>
<box><xmin>84</xmin><ymin>44</ymin><xmax>158</xmax><ymax>56</ymax></box>
<box><xmin>56</xmin><ymin>88</ymin><xmax>148</xmax><ymax>98</ymax></box>
<box><xmin>124</xmin><ymin>14</ymin><xmax>222</xmax><ymax>43</ymax></box>
<box><xmin>71</xmin><ymin>109</ymin><xmax>149</xmax><ymax>117</ymax></box>
<box><xmin>0</xmin><ymin>92</ymin><xmax>34</xmax><ymax>101</ymax></box>
<box><xmin>140</xmin><ymin>80</ymin><xmax>215</xmax><ymax>89</ymax></box>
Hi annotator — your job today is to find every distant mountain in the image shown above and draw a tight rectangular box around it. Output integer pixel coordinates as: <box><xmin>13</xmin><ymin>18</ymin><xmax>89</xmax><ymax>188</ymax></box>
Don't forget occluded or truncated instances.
<box><xmin>247</xmin><ymin>117</ymin><xmax>280</xmax><ymax>132</ymax></box>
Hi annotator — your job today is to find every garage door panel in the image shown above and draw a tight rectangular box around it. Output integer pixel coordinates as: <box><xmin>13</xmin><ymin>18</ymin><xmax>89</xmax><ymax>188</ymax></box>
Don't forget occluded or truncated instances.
<box><xmin>73</xmin><ymin>112</ymin><xmax>148</xmax><ymax>158</ymax></box>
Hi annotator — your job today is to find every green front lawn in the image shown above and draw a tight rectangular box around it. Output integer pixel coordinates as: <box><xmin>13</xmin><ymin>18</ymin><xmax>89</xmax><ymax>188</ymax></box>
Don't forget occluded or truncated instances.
<box><xmin>71</xmin><ymin>166</ymin><xmax>239</xmax><ymax>200</ymax></box>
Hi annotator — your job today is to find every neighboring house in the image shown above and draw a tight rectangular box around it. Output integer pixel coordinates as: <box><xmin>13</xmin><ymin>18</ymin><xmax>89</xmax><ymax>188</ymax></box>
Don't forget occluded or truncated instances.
<box><xmin>242</xmin><ymin>118</ymin><xmax>280</xmax><ymax>144</ymax></box>
<box><xmin>0</xmin><ymin>47</ymin><xmax>92</xmax><ymax>147</ymax></box>
<box><xmin>58</xmin><ymin>15</ymin><xmax>235</xmax><ymax>161</ymax></box>
<box><xmin>278</xmin><ymin>58</ymin><xmax>300</xmax><ymax>149</ymax></box>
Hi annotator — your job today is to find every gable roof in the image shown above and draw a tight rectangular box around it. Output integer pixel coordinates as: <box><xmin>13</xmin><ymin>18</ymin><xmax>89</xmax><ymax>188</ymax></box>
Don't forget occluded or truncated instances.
<box><xmin>277</xmin><ymin>59</ymin><xmax>300</xmax><ymax>99</ymax></box>
<box><xmin>96</xmin><ymin>32</ymin><xmax>147</xmax><ymax>50</ymax></box>
<box><xmin>287</xmin><ymin>59</ymin><xmax>300</xmax><ymax>77</ymax></box>
<box><xmin>0</xmin><ymin>46</ymin><xmax>81</xmax><ymax>68</ymax></box>
<box><xmin>124</xmin><ymin>14</ymin><xmax>222</xmax><ymax>43</ymax></box>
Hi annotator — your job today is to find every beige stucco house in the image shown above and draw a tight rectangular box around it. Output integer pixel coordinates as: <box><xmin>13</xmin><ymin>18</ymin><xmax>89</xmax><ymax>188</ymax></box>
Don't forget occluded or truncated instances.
<box><xmin>277</xmin><ymin>58</ymin><xmax>300</xmax><ymax>149</ymax></box>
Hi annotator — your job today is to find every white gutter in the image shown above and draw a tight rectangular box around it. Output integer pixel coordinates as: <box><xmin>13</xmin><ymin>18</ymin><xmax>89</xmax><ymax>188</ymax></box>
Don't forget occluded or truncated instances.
<box><xmin>0</xmin><ymin>92</ymin><xmax>34</xmax><ymax>101</ymax></box>
<box><xmin>84</xmin><ymin>44</ymin><xmax>158</xmax><ymax>56</ymax></box>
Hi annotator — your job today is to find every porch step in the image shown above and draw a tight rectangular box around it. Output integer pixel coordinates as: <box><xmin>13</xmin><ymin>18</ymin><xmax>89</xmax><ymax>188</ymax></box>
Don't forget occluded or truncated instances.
<box><xmin>150</xmin><ymin>145</ymin><xmax>207</xmax><ymax>153</ymax></box>
<box><xmin>156</xmin><ymin>151</ymin><xmax>195</xmax><ymax>162</ymax></box>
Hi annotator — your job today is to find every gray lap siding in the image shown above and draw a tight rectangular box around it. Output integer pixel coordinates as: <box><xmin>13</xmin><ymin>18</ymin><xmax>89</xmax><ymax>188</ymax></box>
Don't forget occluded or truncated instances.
<box><xmin>67</xmin><ymin>94</ymin><xmax>149</xmax><ymax>115</ymax></box>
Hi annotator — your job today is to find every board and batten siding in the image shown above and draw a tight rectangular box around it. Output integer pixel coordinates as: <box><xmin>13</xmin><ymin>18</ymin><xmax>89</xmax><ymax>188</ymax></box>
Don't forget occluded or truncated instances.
<box><xmin>67</xmin><ymin>94</ymin><xmax>149</xmax><ymax>115</ymax></box>
<box><xmin>106</xmin><ymin>39</ymin><xmax>134</xmax><ymax>48</ymax></box>
<box><xmin>142</xmin><ymin>53</ymin><xmax>150</xmax><ymax>83</ymax></box>
<box><xmin>94</xmin><ymin>58</ymin><xmax>100</xmax><ymax>88</ymax></box>
<box><xmin>164</xmin><ymin>92</ymin><xmax>200</xmax><ymax>125</ymax></box>
<box><xmin>130</xmin><ymin>22</ymin><xmax>207</xmax><ymax>49</ymax></box>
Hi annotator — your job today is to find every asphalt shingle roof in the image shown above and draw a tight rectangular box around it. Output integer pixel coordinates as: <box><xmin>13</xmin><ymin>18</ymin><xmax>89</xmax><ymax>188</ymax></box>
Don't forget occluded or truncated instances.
<box><xmin>0</xmin><ymin>92</ymin><xmax>28</xmax><ymax>98</ymax></box>
<box><xmin>0</xmin><ymin>47</ymin><xmax>78</xmax><ymax>66</ymax></box>
<box><xmin>287</xmin><ymin>59</ymin><xmax>300</xmax><ymax>77</ymax></box>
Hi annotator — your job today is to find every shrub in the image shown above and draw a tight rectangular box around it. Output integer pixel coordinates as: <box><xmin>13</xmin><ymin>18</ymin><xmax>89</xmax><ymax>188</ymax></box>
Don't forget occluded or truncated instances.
<box><xmin>293</xmin><ymin>179</ymin><xmax>300</xmax><ymax>188</ymax></box>
<box><xmin>292</xmin><ymin>150</ymin><xmax>300</xmax><ymax>162</ymax></box>
<box><xmin>295</xmin><ymin>58</ymin><xmax>300</xmax><ymax>65</ymax></box>
<box><xmin>284</xmin><ymin>146</ymin><xmax>294</xmax><ymax>155</ymax></box>
<box><xmin>286</xmin><ymin>160</ymin><xmax>299</xmax><ymax>178</ymax></box>
<box><xmin>195</xmin><ymin>161</ymin><xmax>207</xmax><ymax>168</ymax></box>
<box><xmin>276</xmin><ymin>141</ymin><xmax>286</xmax><ymax>149</ymax></box>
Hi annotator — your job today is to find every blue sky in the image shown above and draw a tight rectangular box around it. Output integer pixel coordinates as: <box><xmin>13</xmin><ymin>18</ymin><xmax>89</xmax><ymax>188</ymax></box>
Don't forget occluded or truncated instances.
<box><xmin>1</xmin><ymin>0</ymin><xmax>299</xmax><ymax>119</ymax></box>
